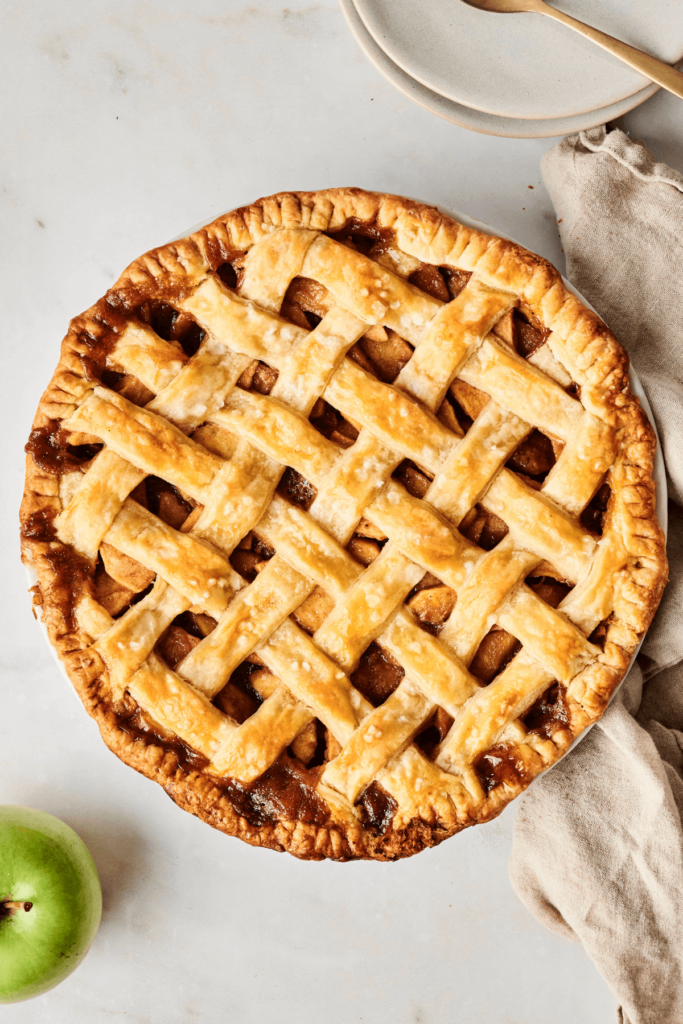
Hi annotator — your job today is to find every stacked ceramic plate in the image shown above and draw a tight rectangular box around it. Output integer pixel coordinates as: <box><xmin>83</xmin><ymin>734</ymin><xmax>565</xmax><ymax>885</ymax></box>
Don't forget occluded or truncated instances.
<box><xmin>340</xmin><ymin>0</ymin><xmax>683</xmax><ymax>137</ymax></box>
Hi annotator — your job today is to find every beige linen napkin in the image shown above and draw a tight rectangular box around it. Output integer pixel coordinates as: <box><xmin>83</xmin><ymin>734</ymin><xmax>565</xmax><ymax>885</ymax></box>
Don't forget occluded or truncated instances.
<box><xmin>509</xmin><ymin>126</ymin><xmax>683</xmax><ymax>1024</ymax></box>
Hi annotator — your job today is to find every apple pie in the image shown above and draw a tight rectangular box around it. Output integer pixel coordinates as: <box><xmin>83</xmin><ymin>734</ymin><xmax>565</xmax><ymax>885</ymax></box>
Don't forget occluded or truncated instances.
<box><xmin>21</xmin><ymin>189</ymin><xmax>667</xmax><ymax>860</ymax></box>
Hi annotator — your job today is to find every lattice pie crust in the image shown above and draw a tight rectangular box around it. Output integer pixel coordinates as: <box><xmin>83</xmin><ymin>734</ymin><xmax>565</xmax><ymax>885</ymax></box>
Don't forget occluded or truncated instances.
<box><xmin>21</xmin><ymin>189</ymin><xmax>667</xmax><ymax>860</ymax></box>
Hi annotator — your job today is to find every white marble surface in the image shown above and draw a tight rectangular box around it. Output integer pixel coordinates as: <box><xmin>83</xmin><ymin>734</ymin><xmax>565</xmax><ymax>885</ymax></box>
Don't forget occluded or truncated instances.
<box><xmin>3</xmin><ymin>2</ymin><xmax>683</xmax><ymax>1021</ymax></box>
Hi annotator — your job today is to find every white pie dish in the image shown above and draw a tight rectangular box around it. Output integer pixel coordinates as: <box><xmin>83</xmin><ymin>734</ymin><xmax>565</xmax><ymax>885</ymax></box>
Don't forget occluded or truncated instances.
<box><xmin>340</xmin><ymin>0</ymin><xmax>660</xmax><ymax>138</ymax></box>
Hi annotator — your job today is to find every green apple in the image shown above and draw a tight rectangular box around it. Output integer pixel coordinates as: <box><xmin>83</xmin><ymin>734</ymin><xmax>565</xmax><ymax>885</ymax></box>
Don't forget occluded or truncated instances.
<box><xmin>0</xmin><ymin>806</ymin><xmax>102</xmax><ymax>1003</ymax></box>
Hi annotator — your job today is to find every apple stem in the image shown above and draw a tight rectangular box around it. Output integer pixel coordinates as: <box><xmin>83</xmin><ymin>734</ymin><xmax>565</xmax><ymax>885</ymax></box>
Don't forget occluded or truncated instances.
<box><xmin>0</xmin><ymin>900</ymin><xmax>33</xmax><ymax>917</ymax></box>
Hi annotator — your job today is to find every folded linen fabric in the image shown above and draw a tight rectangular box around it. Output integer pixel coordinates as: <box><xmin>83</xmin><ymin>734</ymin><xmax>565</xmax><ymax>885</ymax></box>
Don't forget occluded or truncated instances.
<box><xmin>509</xmin><ymin>126</ymin><xmax>683</xmax><ymax>1024</ymax></box>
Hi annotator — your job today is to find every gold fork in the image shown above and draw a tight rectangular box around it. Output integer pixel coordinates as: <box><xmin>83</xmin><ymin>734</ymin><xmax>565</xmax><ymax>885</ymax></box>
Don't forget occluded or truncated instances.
<box><xmin>460</xmin><ymin>0</ymin><xmax>683</xmax><ymax>100</ymax></box>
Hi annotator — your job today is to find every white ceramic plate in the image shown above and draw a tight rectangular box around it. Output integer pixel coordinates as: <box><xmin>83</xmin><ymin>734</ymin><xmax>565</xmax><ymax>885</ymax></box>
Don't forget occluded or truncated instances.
<box><xmin>353</xmin><ymin>0</ymin><xmax>683</xmax><ymax>121</ymax></box>
<box><xmin>28</xmin><ymin>205</ymin><xmax>668</xmax><ymax>771</ymax></box>
<box><xmin>341</xmin><ymin>0</ymin><xmax>659</xmax><ymax>138</ymax></box>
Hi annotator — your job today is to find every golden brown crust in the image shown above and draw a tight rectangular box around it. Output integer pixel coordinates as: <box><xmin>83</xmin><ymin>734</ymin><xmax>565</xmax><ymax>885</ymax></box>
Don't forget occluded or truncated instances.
<box><xmin>21</xmin><ymin>188</ymin><xmax>668</xmax><ymax>860</ymax></box>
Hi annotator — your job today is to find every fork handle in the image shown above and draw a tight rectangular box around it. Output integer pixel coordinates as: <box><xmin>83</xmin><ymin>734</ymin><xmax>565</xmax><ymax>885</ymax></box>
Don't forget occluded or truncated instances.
<box><xmin>535</xmin><ymin>0</ymin><xmax>683</xmax><ymax>100</ymax></box>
